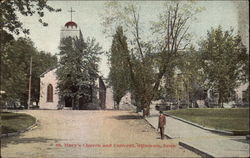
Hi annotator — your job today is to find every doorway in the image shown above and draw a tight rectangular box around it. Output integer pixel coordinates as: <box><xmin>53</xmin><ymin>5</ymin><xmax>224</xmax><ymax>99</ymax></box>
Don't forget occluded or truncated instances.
<box><xmin>65</xmin><ymin>96</ymin><xmax>72</xmax><ymax>107</ymax></box>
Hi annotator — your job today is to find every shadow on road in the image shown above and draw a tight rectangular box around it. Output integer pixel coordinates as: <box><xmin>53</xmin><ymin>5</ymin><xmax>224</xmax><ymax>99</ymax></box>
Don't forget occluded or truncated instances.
<box><xmin>1</xmin><ymin>136</ymin><xmax>65</xmax><ymax>148</ymax></box>
<box><xmin>231</xmin><ymin>138</ymin><xmax>250</xmax><ymax>144</ymax></box>
<box><xmin>111</xmin><ymin>114</ymin><xmax>142</xmax><ymax>120</ymax></box>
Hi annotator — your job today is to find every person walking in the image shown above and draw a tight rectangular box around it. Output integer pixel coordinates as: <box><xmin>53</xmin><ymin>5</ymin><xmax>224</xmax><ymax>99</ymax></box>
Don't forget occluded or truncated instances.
<box><xmin>158</xmin><ymin>111</ymin><xmax>166</xmax><ymax>140</ymax></box>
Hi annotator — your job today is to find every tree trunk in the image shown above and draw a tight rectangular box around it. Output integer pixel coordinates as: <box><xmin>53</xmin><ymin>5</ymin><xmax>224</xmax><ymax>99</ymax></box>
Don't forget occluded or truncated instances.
<box><xmin>13</xmin><ymin>102</ymin><xmax>17</xmax><ymax>109</ymax></box>
<box><xmin>142</xmin><ymin>108</ymin><xmax>146</xmax><ymax>118</ymax></box>
<box><xmin>146</xmin><ymin>106</ymin><xmax>150</xmax><ymax>116</ymax></box>
<box><xmin>220</xmin><ymin>101</ymin><xmax>224</xmax><ymax>108</ymax></box>
<box><xmin>117</xmin><ymin>103</ymin><xmax>120</xmax><ymax>110</ymax></box>
<box><xmin>218</xmin><ymin>91</ymin><xmax>224</xmax><ymax>108</ymax></box>
<box><xmin>142</xmin><ymin>102</ymin><xmax>151</xmax><ymax>118</ymax></box>
<box><xmin>71</xmin><ymin>97</ymin><xmax>74</xmax><ymax>109</ymax></box>
<box><xmin>136</xmin><ymin>106</ymin><xmax>140</xmax><ymax>113</ymax></box>
<box><xmin>114</xmin><ymin>101</ymin><xmax>120</xmax><ymax>110</ymax></box>
<box><xmin>76</xmin><ymin>95</ymin><xmax>79</xmax><ymax>110</ymax></box>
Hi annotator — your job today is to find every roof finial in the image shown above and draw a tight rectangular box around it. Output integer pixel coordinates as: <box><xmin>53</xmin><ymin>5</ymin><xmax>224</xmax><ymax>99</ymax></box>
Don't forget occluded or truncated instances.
<box><xmin>68</xmin><ymin>7</ymin><xmax>76</xmax><ymax>21</ymax></box>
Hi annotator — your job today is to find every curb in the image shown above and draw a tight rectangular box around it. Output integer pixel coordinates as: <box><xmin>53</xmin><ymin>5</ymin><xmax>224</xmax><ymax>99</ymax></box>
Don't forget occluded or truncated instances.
<box><xmin>1</xmin><ymin>118</ymin><xmax>39</xmax><ymax>138</ymax></box>
<box><xmin>179</xmin><ymin>141</ymin><xmax>214</xmax><ymax>158</ymax></box>
<box><xmin>164</xmin><ymin>113</ymin><xmax>235</xmax><ymax>136</ymax></box>
<box><xmin>139</xmin><ymin>112</ymin><xmax>214</xmax><ymax>157</ymax></box>
<box><xmin>137</xmin><ymin>112</ymin><xmax>173</xmax><ymax>139</ymax></box>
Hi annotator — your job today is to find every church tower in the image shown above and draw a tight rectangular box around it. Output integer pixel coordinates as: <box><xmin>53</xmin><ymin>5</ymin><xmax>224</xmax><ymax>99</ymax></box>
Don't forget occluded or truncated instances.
<box><xmin>60</xmin><ymin>8</ymin><xmax>80</xmax><ymax>39</ymax></box>
<box><xmin>39</xmin><ymin>7</ymin><xmax>107</xmax><ymax>110</ymax></box>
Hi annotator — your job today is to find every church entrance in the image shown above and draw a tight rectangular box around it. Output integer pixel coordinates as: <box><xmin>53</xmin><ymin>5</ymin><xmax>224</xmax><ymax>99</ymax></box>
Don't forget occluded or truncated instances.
<box><xmin>79</xmin><ymin>97</ymin><xmax>88</xmax><ymax>110</ymax></box>
<box><xmin>64</xmin><ymin>96</ymin><xmax>89</xmax><ymax>109</ymax></box>
<box><xmin>65</xmin><ymin>96</ymin><xmax>72</xmax><ymax>108</ymax></box>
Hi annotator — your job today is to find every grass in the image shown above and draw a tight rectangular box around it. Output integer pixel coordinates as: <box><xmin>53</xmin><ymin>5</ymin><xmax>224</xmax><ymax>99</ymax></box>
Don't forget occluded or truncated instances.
<box><xmin>165</xmin><ymin>108</ymin><xmax>249</xmax><ymax>132</ymax></box>
<box><xmin>0</xmin><ymin>112</ymin><xmax>36</xmax><ymax>134</ymax></box>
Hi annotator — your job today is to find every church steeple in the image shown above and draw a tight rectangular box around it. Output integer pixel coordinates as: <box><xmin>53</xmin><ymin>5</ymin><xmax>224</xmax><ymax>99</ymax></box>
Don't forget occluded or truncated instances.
<box><xmin>68</xmin><ymin>7</ymin><xmax>75</xmax><ymax>22</ymax></box>
<box><xmin>65</xmin><ymin>7</ymin><xmax>77</xmax><ymax>28</ymax></box>
<box><xmin>60</xmin><ymin>7</ymin><xmax>80</xmax><ymax>39</ymax></box>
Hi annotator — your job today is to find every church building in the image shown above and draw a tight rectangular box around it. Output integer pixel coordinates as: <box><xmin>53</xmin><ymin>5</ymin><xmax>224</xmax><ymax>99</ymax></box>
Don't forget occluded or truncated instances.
<box><xmin>39</xmin><ymin>9</ymin><xmax>107</xmax><ymax>110</ymax></box>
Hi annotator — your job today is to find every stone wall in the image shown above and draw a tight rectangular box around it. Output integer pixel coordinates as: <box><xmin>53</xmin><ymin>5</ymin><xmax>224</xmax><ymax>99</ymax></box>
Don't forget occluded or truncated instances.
<box><xmin>39</xmin><ymin>68</ymin><xmax>59</xmax><ymax>109</ymax></box>
<box><xmin>60</xmin><ymin>26</ymin><xmax>79</xmax><ymax>39</ymax></box>
<box><xmin>105</xmin><ymin>87</ymin><xmax>115</xmax><ymax>109</ymax></box>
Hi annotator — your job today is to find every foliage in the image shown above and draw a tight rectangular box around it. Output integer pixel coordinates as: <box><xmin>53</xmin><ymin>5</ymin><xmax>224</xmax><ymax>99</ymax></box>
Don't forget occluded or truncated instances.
<box><xmin>102</xmin><ymin>1</ymin><xmax>202</xmax><ymax>116</ymax></box>
<box><xmin>0</xmin><ymin>35</ymin><xmax>57</xmax><ymax>108</ymax></box>
<box><xmin>0</xmin><ymin>0</ymin><xmax>61</xmax><ymax>35</ymax></box>
<box><xmin>56</xmin><ymin>32</ymin><xmax>103</xmax><ymax>109</ymax></box>
<box><xmin>32</xmin><ymin>51</ymin><xmax>58</xmax><ymax>104</ymax></box>
<box><xmin>200</xmin><ymin>26</ymin><xmax>249</xmax><ymax>105</ymax></box>
<box><xmin>177</xmin><ymin>48</ymin><xmax>205</xmax><ymax>102</ymax></box>
<box><xmin>108</xmin><ymin>26</ymin><xmax>130</xmax><ymax>109</ymax></box>
<box><xmin>155</xmin><ymin>46</ymin><xmax>206</xmax><ymax>109</ymax></box>
<box><xmin>0</xmin><ymin>0</ymin><xmax>60</xmax><ymax>107</ymax></box>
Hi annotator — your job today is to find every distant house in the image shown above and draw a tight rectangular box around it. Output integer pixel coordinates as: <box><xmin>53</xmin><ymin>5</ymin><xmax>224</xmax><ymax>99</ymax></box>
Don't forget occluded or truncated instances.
<box><xmin>194</xmin><ymin>83</ymin><xmax>249</xmax><ymax>108</ymax></box>
<box><xmin>156</xmin><ymin>68</ymin><xmax>249</xmax><ymax>109</ymax></box>
<box><xmin>102</xmin><ymin>80</ymin><xmax>134</xmax><ymax>110</ymax></box>
<box><xmin>235</xmin><ymin>83</ymin><xmax>249</xmax><ymax>104</ymax></box>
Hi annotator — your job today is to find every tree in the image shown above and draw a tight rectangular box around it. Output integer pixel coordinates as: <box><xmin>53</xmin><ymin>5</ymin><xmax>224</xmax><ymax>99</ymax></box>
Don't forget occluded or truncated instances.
<box><xmin>32</xmin><ymin>51</ymin><xmax>58</xmax><ymax>105</ymax></box>
<box><xmin>0</xmin><ymin>0</ymin><xmax>61</xmax><ymax>35</ymax></box>
<box><xmin>56</xmin><ymin>32</ymin><xmax>103</xmax><ymax>110</ymax></box>
<box><xmin>155</xmin><ymin>47</ymin><xmax>206</xmax><ymax>109</ymax></box>
<box><xmin>200</xmin><ymin>26</ymin><xmax>249</xmax><ymax>106</ymax></box>
<box><xmin>102</xmin><ymin>1</ymin><xmax>202</xmax><ymax>117</ymax></box>
<box><xmin>0</xmin><ymin>0</ymin><xmax>60</xmax><ymax>108</ymax></box>
<box><xmin>108</xmin><ymin>26</ymin><xmax>130</xmax><ymax>110</ymax></box>
<box><xmin>0</xmin><ymin>37</ymin><xmax>57</xmax><ymax>108</ymax></box>
<box><xmin>175</xmin><ymin>48</ymin><xmax>206</xmax><ymax>106</ymax></box>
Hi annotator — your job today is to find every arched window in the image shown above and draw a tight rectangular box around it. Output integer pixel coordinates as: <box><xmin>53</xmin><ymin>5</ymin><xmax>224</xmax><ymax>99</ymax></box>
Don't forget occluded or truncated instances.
<box><xmin>47</xmin><ymin>84</ymin><xmax>53</xmax><ymax>102</ymax></box>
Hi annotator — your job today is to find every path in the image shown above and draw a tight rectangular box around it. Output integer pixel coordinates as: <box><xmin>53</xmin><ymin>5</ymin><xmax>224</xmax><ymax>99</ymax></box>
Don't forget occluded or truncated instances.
<box><xmin>142</xmin><ymin>107</ymin><xmax>250</xmax><ymax>157</ymax></box>
<box><xmin>1</xmin><ymin>110</ymin><xmax>199</xmax><ymax>158</ymax></box>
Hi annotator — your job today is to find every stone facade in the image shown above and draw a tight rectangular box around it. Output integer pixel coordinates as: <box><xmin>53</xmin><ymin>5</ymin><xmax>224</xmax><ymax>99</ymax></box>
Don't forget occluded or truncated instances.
<box><xmin>118</xmin><ymin>92</ymin><xmax>135</xmax><ymax>110</ymax></box>
<box><xmin>235</xmin><ymin>82</ymin><xmax>249</xmax><ymax>102</ymax></box>
<box><xmin>105</xmin><ymin>87</ymin><xmax>115</xmax><ymax>109</ymax></box>
<box><xmin>39</xmin><ymin>68</ymin><xmax>60</xmax><ymax>109</ymax></box>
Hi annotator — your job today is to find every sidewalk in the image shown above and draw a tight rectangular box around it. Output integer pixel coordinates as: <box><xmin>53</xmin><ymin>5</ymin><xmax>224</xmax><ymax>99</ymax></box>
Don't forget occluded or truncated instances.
<box><xmin>139</xmin><ymin>108</ymin><xmax>250</xmax><ymax>157</ymax></box>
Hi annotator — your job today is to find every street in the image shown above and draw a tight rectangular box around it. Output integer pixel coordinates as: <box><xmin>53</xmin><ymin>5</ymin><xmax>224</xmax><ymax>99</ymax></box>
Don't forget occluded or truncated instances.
<box><xmin>1</xmin><ymin>110</ymin><xmax>199</xmax><ymax>157</ymax></box>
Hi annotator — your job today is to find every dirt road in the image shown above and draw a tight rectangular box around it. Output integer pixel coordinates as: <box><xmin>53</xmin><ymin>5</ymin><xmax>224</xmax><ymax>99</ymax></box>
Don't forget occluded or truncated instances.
<box><xmin>1</xmin><ymin>110</ymin><xmax>199</xmax><ymax>157</ymax></box>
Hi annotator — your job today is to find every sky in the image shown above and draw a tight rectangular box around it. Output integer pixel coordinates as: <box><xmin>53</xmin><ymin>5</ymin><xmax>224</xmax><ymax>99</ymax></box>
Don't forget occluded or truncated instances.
<box><xmin>17</xmin><ymin>1</ymin><xmax>249</xmax><ymax>78</ymax></box>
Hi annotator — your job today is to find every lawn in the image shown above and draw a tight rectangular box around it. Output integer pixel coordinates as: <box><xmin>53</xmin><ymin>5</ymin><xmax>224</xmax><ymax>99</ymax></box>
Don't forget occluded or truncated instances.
<box><xmin>165</xmin><ymin>108</ymin><xmax>249</xmax><ymax>133</ymax></box>
<box><xmin>0</xmin><ymin>112</ymin><xmax>36</xmax><ymax>134</ymax></box>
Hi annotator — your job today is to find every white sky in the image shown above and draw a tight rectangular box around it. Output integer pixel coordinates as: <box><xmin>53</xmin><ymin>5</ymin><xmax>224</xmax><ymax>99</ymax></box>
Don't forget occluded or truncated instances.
<box><xmin>17</xmin><ymin>1</ymin><xmax>249</xmax><ymax>78</ymax></box>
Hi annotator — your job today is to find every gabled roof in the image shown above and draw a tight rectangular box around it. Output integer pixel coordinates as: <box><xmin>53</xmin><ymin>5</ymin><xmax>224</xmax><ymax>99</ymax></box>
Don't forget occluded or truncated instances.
<box><xmin>40</xmin><ymin>65</ymin><xmax>103</xmax><ymax>78</ymax></box>
<box><xmin>40</xmin><ymin>66</ymin><xmax>58</xmax><ymax>77</ymax></box>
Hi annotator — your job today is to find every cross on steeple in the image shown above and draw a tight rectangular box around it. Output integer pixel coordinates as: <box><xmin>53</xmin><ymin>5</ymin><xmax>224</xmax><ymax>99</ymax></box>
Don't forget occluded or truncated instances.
<box><xmin>68</xmin><ymin>7</ymin><xmax>76</xmax><ymax>21</ymax></box>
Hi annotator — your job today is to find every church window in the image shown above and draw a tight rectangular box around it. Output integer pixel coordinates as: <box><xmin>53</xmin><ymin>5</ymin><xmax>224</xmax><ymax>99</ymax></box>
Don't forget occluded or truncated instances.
<box><xmin>47</xmin><ymin>84</ymin><xmax>53</xmax><ymax>102</ymax></box>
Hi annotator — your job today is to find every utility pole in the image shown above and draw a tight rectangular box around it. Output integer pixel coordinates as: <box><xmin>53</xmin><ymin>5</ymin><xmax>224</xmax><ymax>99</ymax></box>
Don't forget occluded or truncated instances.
<box><xmin>27</xmin><ymin>56</ymin><xmax>32</xmax><ymax>109</ymax></box>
